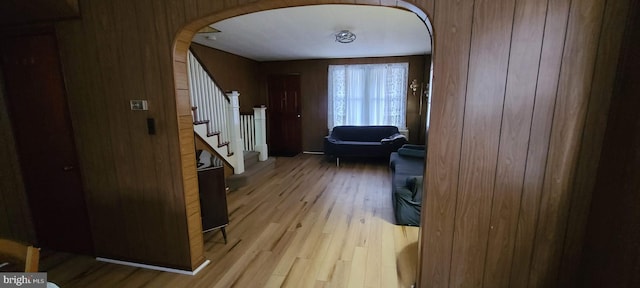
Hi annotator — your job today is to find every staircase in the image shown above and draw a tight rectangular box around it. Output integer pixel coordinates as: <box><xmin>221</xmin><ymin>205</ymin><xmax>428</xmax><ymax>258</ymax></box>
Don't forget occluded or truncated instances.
<box><xmin>188</xmin><ymin>49</ymin><xmax>271</xmax><ymax>189</ymax></box>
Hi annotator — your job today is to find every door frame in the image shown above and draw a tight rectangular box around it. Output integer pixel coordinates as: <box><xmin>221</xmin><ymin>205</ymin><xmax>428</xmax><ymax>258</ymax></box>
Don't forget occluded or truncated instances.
<box><xmin>171</xmin><ymin>0</ymin><xmax>433</xmax><ymax>272</ymax></box>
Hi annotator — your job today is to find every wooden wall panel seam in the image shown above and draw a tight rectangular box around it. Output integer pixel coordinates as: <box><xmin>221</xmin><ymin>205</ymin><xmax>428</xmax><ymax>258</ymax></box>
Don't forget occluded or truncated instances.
<box><xmin>480</xmin><ymin>0</ymin><xmax>524</xmax><ymax>286</ymax></box>
<box><xmin>482</xmin><ymin>0</ymin><xmax>546</xmax><ymax>287</ymax></box>
<box><xmin>481</xmin><ymin>0</ymin><xmax>551</xmax><ymax>286</ymax></box>
<box><xmin>447</xmin><ymin>0</ymin><xmax>476</xmax><ymax>282</ymax></box>
<box><xmin>526</xmin><ymin>30</ymin><xmax>564</xmax><ymax>288</ymax></box>
<box><xmin>523</xmin><ymin>0</ymin><xmax>572</xmax><ymax>283</ymax></box>
<box><xmin>481</xmin><ymin>0</ymin><xmax>518</xmax><ymax>271</ymax></box>
<box><xmin>502</xmin><ymin>0</ymin><xmax>570</xmax><ymax>285</ymax></box>
<box><xmin>450</xmin><ymin>0</ymin><xmax>516</xmax><ymax>285</ymax></box>
<box><xmin>528</xmin><ymin>0</ymin><xmax>608</xmax><ymax>285</ymax></box>
<box><xmin>577</xmin><ymin>1</ymin><xmax>640</xmax><ymax>285</ymax></box>
<box><xmin>507</xmin><ymin>0</ymin><xmax>549</xmax><ymax>287</ymax></box>
<box><xmin>554</xmin><ymin>0</ymin><xmax>610</xmax><ymax>283</ymax></box>
<box><xmin>505</xmin><ymin>1</ymin><xmax>550</xmax><ymax>286</ymax></box>
<box><xmin>419</xmin><ymin>0</ymin><xmax>475</xmax><ymax>285</ymax></box>
<box><xmin>556</xmin><ymin>0</ymin><xmax>632</xmax><ymax>285</ymax></box>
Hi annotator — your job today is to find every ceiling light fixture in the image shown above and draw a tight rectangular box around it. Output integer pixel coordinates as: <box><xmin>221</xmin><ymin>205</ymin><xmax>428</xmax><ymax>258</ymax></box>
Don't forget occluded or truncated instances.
<box><xmin>335</xmin><ymin>30</ymin><xmax>356</xmax><ymax>43</ymax></box>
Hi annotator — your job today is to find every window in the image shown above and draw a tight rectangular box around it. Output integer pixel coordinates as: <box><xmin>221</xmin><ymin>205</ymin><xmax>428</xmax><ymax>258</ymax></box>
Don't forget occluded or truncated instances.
<box><xmin>328</xmin><ymin>63</ymin><xmax>408</xmax><ymax>130</ymax></box>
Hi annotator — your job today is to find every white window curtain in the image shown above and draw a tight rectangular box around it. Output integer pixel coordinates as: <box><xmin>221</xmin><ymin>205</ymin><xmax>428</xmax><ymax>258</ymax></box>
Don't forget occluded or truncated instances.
<box><xmin>328</xmin><ymin>63</ymin><xmax>408</xmax><ymax>130</ymax></box>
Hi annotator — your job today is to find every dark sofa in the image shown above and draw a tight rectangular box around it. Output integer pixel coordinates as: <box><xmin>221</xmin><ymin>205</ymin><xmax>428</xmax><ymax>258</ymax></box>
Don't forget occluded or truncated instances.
<box><xmin>389</xmin><ymin>144</ymin><xmax>425</xmax><ymax>226</ymax></box>
<box><xmin>324</xmin><ymin>125</ymin><xmax>408</xmax><ymax>165</ymax></box>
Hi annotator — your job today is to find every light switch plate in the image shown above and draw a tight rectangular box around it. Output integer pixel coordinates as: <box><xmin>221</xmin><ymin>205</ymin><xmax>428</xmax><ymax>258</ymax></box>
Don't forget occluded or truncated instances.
<box><xmin>130</xmin><ymin>100</ymin><xmax>148</xmax><ymax>111</ymax></box>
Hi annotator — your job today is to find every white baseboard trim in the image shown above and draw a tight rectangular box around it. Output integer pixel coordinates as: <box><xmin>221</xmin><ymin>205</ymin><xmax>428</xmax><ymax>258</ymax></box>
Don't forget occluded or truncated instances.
<box><xmin>96</xmin><ymin>257</ymin><xmax>211</xmax><ymax>276</ymax></box>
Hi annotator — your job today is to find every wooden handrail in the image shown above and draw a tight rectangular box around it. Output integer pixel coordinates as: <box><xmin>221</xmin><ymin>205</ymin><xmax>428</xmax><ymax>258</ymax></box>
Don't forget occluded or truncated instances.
<box><xmin>188</xmin><ymin>46</ymin><xmax>230</xmax><ymax>102</ymax></box>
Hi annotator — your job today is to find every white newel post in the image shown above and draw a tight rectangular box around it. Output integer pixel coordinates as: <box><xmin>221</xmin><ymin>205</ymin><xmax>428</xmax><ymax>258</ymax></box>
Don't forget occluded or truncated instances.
<box><xmin>227</xmin><ymin>91</ymin><xmax>244</xmax><ymax>174</ymax></box>
<box><xmin>253</xmin><ymin>105</ymin><xmax>268</xmax><ymax>161</ymax></box>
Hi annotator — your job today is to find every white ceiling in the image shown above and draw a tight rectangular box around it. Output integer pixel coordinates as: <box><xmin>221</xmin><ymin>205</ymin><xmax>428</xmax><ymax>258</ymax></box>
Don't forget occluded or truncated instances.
<box><xmin>191</xmin><ymin>5</ymin><xmax>431</xmax><ymax>62</ymax></box>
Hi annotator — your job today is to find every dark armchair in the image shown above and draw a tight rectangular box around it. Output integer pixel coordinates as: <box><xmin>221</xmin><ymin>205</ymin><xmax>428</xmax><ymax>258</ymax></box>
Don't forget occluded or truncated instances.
<box><xmin>390</xmin><ymin>144</ymin><xmax>426</xmax><ymax>226</ymax></box>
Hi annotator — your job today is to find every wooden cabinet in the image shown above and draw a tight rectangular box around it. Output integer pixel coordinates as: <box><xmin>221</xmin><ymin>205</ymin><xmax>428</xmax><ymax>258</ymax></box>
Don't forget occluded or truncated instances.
<box><xmin>197</xmin><ymin>161</ymin><xmax>228</xmax><ymax>243</ymax></box>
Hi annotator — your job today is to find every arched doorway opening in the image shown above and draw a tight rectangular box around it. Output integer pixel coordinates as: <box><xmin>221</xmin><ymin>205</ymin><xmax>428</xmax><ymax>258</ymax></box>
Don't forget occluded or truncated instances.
<box><xmin>171</xmin><ymin>1</ymin><xmax>434</xmax><ymax>281</ymax></box>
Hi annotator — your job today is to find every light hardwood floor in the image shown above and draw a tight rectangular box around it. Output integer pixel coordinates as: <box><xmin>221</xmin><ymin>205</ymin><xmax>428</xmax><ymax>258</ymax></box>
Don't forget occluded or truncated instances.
<box><xmin>40</xmin><ymin>154</ymin><xmax>419</xmax><ymax>287</ymax></box>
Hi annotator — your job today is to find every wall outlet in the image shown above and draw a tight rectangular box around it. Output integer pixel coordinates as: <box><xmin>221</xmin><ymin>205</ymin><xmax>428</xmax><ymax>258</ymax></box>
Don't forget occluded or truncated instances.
<box><xmin>130</xmin><ymin>100</ymin><xmax>148</xmax><ymax>111</ymax></box>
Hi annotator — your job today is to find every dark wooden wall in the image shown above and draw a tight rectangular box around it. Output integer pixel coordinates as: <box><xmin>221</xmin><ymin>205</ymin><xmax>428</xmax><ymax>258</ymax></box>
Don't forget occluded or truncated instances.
<box><xmin>51</xmin><ymin>0</ymin><xmax>196</xmax><ymax>269</ymax></box>
<box><xmin>420</xmin><ymin>0</ymin><xmax>632</xmax><ymax>287</ymax></box>
<box><xmin>259</xmin><ymin>55</ymin><xmax>427</xmax><ymax>151</ymax></box>
<box><xmin>578</xmin><ymin>1</ymin><xmax>640</xmax><ymax>286</ymax></box>
<box><xmin>0</xmin><ymin>0</ymin><xmax>79</xmax><ymax>26</ymax></box>
<box><xmin>0</xmin><ymin>0</ymin><xmax>633</xmax><ymax>281</ymax></box>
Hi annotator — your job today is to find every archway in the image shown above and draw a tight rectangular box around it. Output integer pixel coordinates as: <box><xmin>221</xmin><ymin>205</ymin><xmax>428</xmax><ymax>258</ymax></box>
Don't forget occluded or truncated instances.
<box><xmin>171</xmin><ymin>0</ymin><xmax>434</xmax><ymax>280</ymax></box>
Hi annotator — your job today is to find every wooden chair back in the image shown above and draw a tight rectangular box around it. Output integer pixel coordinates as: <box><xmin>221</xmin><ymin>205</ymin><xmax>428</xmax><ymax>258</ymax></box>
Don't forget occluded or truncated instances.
<box><xmin>0</xmin><ymin>239</ymin><xmax>39</xmax><ymax>272</ymax></box>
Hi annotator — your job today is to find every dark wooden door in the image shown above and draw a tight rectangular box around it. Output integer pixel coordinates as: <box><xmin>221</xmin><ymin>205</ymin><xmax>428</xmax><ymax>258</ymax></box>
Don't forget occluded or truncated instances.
<box><xmin>267</xmin><ymin>74</ymin><xmax>302</xmax><ymax>156</ymax></box>
<box><xmin>1</xmin><ymin>31</ymin><xmax>93</xmax><ymax>254</ymax></box>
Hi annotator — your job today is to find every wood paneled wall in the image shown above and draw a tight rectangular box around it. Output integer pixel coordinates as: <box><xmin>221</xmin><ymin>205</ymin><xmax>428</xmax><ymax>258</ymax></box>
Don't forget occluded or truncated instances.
<box><xmin>259</xmin><ymin>55</ymin><xmax>427</xmax><ymax>151</ymax></box>
<box><xmin>420</xmin><ymin>0</ymin><xmax>632</xmax><ymax>287</ymax></box>
<box><xmin>190</xmin><ymin>43</ymin><xmax>261</xmax><ymax>113</ymax></box>
<box><xmin>578</xmin><ymin>1</ymin><xmax>640</xmax><ymax>286</ymax></box>
<box><xmin>0</xmin><ymin>0</ymin><xmax>79</xmax><ymax>26</ymax></box>
<box><xmin>53</xmin><ymin>0</ymin><xmax>195</xmax><ymax>269</ymax></box>
<box><xmin>0</xmin><ymin>0</ymin><xmax>631</xmax><ymax>280</ymax></box>
<box><xmin>555</xmin><ymin>0</ymin><xmax>633</xmax><ymax>286</ymax></box>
